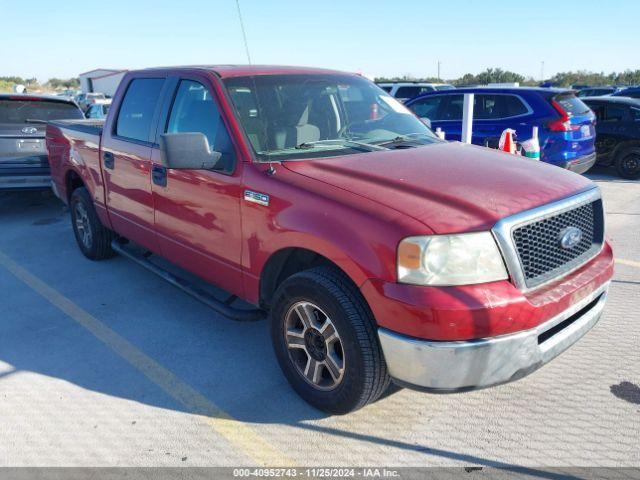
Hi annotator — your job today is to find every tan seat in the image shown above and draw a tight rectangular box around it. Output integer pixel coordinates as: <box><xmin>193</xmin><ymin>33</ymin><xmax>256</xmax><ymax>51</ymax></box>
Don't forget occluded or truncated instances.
<box><xmin>272</xmin><ymin>102</ymin><xmax>320</xmax><ymax>149</ymax></box>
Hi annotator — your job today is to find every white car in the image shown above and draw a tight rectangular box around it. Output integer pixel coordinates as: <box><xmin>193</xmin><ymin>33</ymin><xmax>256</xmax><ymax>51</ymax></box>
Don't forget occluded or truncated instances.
<box><xmin>377</xmin><ymin>82</ymin><xmax>455</xmax><ymax>102</ymax></box>
<box><xmin>76</xmin><ymin>92</ymin><xmax>107</xmax><ymax>111</ymax></box>
<box><xmin>85</xmin><ymin>99</ymin><xmax>112</xmax><ymax>119</ymax></box>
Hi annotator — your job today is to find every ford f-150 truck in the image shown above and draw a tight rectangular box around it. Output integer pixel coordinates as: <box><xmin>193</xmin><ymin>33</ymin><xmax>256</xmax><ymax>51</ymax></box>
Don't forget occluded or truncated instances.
<box><xmin>46</xmin><ymin>66</ymin><xmax>613</xmax><ymax>414</ymax></box>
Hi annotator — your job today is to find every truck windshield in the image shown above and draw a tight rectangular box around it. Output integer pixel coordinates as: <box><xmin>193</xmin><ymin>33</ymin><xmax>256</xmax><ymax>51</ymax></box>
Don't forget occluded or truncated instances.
<box><xmin>223</xmin><ymin>74</ymin><xmax>439</xmax><ymax>161</ymax></box>
<box><xmin>0</xmin><ymin>100</ymin><xmax>83</xmax><ymax>124</ymax></box>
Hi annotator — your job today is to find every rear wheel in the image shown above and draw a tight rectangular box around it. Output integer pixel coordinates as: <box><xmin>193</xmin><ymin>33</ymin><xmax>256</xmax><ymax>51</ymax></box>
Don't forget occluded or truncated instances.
<box><xmin>70</xmin><ymin>187</ymin><xmax>116</xmax><ymax>260</ymax></box>
<box><xmin>615</xmin><ymin>149</ymin><xmax>640</xmax><ymax>180</ymax></box>
<box><xmin>270</xmin><ymin>266</ymin><xmax>390</xmax><ymax>414</ymax></box>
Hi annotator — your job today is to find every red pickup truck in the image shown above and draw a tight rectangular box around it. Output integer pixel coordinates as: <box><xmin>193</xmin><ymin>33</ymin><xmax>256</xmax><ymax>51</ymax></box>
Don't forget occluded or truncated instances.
<box><xmin>46</xmin><ymin>66</ymin><xmax>613</xmax><ymax>414</ymax></box>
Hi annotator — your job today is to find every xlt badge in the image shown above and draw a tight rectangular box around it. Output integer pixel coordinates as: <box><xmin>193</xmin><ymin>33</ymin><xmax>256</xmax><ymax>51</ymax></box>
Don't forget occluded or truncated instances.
<box><xmin>244</xmin><ymin>190</ymin><xmax>270</xmax><ymax>206</ymax></box>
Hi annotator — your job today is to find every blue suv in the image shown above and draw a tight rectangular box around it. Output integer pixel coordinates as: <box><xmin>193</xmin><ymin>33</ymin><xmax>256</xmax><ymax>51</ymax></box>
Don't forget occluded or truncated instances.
<box><xmin>405</xmin><ymin>87</ymin><xmax>597</xmax><ymax>173</ymax></box>
<box><xmin>612</xmin><ymin>86</ymin><xmax>640</xmax><ymax>99</ymax></box>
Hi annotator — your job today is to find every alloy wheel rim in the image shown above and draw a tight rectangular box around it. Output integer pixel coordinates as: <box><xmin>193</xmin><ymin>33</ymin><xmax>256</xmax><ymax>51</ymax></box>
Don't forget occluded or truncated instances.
<box><xmin>623</xmin><ymin>154</ymin><xmax>640</xmax><ymax>174</ymax></box>
<box><xmin>284</xmin><ymin>301</ymin><xmax>345</xmax><ymax>391</ymax></box>
<box><xmin>74</xmin><ymin>202</ymin><xmax>92</xmax><ymax>248</ymax></box>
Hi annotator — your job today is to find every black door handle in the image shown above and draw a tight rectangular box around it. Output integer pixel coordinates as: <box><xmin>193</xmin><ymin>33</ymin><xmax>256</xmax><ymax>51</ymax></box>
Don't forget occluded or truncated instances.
<box><xmin>152</xmin><ymin>164</ymin><xmax>167</xmax><ymax>187</ymax></box>
<box><xmin>103</xmin><ymin>152</ymin><xmax>115</xmax><ymax>169</ymax></box>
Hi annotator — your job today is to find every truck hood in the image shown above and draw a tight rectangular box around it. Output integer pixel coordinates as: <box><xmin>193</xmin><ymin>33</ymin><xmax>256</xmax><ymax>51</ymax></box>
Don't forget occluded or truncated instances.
<box><xmin>282</xmin><ymin>142</ymin><xmax>595</xmax><ymax>234</ymax></box>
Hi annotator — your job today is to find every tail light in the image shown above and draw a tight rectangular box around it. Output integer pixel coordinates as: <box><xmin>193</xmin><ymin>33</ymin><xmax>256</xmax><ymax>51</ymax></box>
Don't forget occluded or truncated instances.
<box><xmin>547</xmin><ymin>99</ymin><xmax>580</xmax><ymax>132</ymax></box>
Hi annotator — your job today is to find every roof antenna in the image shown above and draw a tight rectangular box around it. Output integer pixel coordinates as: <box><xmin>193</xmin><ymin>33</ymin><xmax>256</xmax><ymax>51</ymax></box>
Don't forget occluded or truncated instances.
<box><xmin>235</xmin><ymin>0</ymin><xmax>252</xmax><ymax>65</ymax></box>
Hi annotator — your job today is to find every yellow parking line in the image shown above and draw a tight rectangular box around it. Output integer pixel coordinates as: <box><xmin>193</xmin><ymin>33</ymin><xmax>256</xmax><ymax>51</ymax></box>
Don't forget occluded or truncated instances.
<box><xmin>615</xmin><ymin>258</ymin><xmax>640</xmax><ymax>268</ymax></box>
<box><xmin>0</xmin><ymin>249</ymin><xmax>294</xmax><ymax>467</ymax></box>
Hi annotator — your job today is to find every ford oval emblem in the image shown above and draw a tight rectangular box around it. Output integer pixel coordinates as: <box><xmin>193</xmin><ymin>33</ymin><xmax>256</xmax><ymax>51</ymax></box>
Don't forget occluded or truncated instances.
<box><xmin>21</xmin><ymin>127</ymin><xmax>37</xmax><ymax>134</ymax></box>
<box><xmin>559</xmin><ymin>227</ymin><xmax>583</xmax><ymax>249</ymax></box>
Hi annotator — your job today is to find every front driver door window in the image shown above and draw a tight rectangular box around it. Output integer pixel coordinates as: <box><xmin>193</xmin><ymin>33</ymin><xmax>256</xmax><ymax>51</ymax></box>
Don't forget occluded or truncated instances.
<box><xmin>165</xmin><ymin>80</ymin><xmax>236</xmax><ymax>173</ymax></box>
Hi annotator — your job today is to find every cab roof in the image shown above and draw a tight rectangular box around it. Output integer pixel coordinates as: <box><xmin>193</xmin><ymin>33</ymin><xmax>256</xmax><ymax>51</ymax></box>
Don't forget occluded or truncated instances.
<box><xmin>138</xmin><ymin>65</ymin><xmax>356</xmax><ymax>79</ymax></box>
<box><xmin>420</xmin><ymin>86</ymin><xmax>573</xmax><ymax>95</ymax></box>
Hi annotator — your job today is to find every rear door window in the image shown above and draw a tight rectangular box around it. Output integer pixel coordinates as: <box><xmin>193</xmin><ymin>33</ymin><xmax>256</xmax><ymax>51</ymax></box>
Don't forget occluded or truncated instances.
<box><xmin>166</xmin><ymin>79</ymin><xmax>235</xmax><ymax>173</ymax></box>
<box><xmin>441</xmin><ymin>94</ymin><xmax>464</xmax><ymax>120</ymax></box>
<box><xmin>474</xmin><ymin>94</ymin><xmax>529</xmax><ymax>119</ymax></box>
<box><xmin>116</xmin><ymin>78</ymin><xmax>165</xmax><ymax>142</ymax></box>
<box><xmin>602</xmin><ymin>105</ymin><xmax>628</xmax><ymax>122</ymax></box>
<box><xmin>409</xmin><ymin>96</ymin><xmax>444</xmax><ymax>120</ymax></box>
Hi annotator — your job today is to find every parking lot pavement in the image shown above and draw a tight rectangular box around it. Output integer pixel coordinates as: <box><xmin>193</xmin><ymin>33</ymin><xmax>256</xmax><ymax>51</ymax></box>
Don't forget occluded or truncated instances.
<box><xmin>0</xmin><ymin>166</ymin><xmax>638</xmax><ymax>469</ymax></box>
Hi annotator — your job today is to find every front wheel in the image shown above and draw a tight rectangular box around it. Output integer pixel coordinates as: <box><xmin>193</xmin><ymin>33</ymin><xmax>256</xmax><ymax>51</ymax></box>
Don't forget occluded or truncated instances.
<box><xmin>70</xmin><ymin>187</ymin><xmax>116</xmax><ymax>260</ymax></box>
<box><xmin>615</xmin><ymin>149</ymin><xmax>640</xmax><ymax>180</ymax></box>
<box><xmin>270</xmin><ymin>267</ymin><xmax>390</xmax><ymax>414</ymax></box>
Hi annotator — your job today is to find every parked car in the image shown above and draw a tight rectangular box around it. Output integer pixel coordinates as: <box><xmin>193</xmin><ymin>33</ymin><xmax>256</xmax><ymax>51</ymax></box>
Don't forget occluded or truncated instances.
<box><xmin>0</xmin><ymin>93</ymin><xmax>84</xmax><ymax>190</ymax></box>
<box><xmin>46</xmin><ymin>66</ymin><xmax>612</xmax><ymax>414</ymax></box>
<box><xmin>75</xmin><ymin>92</ymin><xmax>106</xmax><ymax>111</ymax></box>
<box><xmin>576</xmin><ymin>87</ymin><xmax>618</xmax><ymax>98</ymax></box>
<box><xmin>406</xmin><ymin>87</ymin><xmax>597</xmax><ymax>173</ymax></box>
<box><xmin>571</xmin><ymin>84</ymin><xmax>591</xmax><ymax>91</ymax></box>
<box><xmin>582</xmin><ymin>96</ymin><xmax>640</xmax><ymax>179</ymax></box>
<box><xmin>376</xmin><ymin>82</ymin><xmax>455</xmax><ymax>102</ymax></box>
<box><xmin>612</xmin><ymin>86</ymin><xmax>640</xmax><ymax>99</ymax></box>
<box><xmin>55</xmin><ymin>90</ymin><xmax>78</xmax><ymax>101</ymax></box>
<box><xmin>85</xmin><ymin>99</ymin><xmax>112</xmax><ymax>119</ymax></box>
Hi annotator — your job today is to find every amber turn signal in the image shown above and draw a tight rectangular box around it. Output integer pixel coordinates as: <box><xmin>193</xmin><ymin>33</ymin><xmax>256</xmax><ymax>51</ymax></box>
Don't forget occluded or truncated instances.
<box><xmin>398</xmin><ymin>240</ymin><xmax>422</xmax><ymax>270</ymax></box>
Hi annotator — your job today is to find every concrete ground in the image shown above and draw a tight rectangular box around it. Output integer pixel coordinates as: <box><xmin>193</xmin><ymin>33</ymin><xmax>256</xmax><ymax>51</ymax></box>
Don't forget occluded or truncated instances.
<box><xmin>0</xmin><ymin>165</ymin><xmax>638</xmax><ymax>470</ymax></box>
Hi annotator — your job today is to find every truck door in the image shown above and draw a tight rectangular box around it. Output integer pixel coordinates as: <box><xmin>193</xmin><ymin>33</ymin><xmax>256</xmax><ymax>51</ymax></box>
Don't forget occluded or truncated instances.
<box><xmin>101</xmin><ymin>77</ymin><xmax>166</xmax><ymax>252</ymax></box>
<box><xmin>150</xmin><ymin>76</ymin><xmax>245</xmax><ymax>298</ymax></box>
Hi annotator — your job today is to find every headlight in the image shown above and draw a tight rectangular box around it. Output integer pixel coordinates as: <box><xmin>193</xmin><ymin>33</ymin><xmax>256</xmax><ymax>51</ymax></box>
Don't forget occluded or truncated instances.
<box><xmin>397</xmin><ymin>232</ymin><xmax>508</xmax><ymax>286</ymax></box>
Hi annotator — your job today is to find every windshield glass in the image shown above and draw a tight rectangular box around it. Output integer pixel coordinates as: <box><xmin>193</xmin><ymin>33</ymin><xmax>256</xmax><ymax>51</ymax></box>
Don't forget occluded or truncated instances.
<box><xmin>0</xmin><ymin>99</ymin><xmax>83</xmax><ymax>123</ymax></box>
<box><xmin>223</xmin><ymin>74</ymin><xmax>439</xmax><ymax>161</ymax></box>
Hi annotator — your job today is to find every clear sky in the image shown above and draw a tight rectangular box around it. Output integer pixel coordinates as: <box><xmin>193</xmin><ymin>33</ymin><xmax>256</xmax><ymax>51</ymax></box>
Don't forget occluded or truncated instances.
<box><xmin>1</xmin><ymin>0</ymin><xmax>637</xmax><ymax>82</ymax></box>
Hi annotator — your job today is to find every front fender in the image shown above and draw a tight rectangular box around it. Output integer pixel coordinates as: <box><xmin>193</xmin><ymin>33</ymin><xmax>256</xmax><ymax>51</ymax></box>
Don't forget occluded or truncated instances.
<box><xmin>240</xmin><ymin>163</ymin><xmax>432</xmax><ymax>304</ymax></box>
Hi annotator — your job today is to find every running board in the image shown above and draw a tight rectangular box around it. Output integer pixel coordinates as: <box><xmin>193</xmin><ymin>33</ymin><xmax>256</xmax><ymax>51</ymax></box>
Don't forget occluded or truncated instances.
<box><xmin>111</xmin><ymin>239</ymin><xmax>264</xmax><ymax>322</ymax></box>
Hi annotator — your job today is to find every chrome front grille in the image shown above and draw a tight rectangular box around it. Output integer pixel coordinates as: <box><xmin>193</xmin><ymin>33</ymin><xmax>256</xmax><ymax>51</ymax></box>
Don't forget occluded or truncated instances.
<box><xmin>492</xmin><ymin>188</ymin><xmax>604</xmax><ymax>291</ymax></box>
<box><xmin>513</xmin><ymin>201</ymin><xmax>602</xmax><ymax>287</ymax></box>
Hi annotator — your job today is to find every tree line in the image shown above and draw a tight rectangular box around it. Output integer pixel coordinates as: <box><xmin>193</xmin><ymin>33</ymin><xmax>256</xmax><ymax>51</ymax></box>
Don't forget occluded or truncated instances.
<box><xmin>0</xmin><ymin>76</ymin><xmax>80</xmax><ymax>93</ymax></box>
<box><xmin>375</xmin><ymin>68</ymin><xmax>640</xmax><ymax>87</ymax></box>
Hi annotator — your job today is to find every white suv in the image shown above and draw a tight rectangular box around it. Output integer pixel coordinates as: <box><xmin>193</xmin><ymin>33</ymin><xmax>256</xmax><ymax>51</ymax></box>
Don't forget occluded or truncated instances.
<box><xmin>377</xmin><ymin>82</ymin><xmax>455</xmax><ymax>102</ymax></box>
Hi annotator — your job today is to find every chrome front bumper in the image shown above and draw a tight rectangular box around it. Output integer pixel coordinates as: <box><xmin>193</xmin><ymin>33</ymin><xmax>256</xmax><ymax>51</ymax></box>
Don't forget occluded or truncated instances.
<box><xmin>378</xmin><ymin>282</ymin><xmax>609</xmax><ymax>392</ymax></box>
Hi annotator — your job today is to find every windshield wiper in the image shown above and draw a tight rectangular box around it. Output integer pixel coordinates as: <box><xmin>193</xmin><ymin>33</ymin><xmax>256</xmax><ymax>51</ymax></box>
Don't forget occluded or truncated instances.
<box><xmin>375</xmin><ymin>132</ymin><xmax>436</xmax><ymax>147</ymax></box>
<box><xmin>295</xmin><ymin>138</ymin><xmax>387</xmax><ymax>151</ymax></box>
<box><xmin>24</xmin><ymin>119</ymin><xmax>48</xmax><ymax>124</ymax></box>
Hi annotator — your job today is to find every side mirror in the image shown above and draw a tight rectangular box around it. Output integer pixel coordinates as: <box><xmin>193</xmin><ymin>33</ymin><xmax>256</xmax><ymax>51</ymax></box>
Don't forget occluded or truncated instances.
<box><xmin>420</xmin><ymin>117</ymin><xmax>432</xmax><ymax>128</ymax></box>
<box><xmin>160</xmin><ymin>132</ymin><xmax>222</xmax><ymax>170</ymax></box>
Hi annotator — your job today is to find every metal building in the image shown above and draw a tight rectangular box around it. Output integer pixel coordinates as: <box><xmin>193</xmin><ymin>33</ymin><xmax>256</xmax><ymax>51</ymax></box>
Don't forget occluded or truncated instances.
<box><xmin>78</xmin><ymin>69</ymin><xmax>127</xmax><ymax>96</ymax></box>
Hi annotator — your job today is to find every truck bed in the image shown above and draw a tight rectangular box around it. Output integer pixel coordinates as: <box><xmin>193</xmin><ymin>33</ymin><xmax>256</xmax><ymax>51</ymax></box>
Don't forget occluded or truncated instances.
<box><xmin>48</xmin><ymin>119</ymin><xmax>104</xmax><ymax>136</ymax></box>
<box><xmin>46</xmin><ymin>118</ymin><xmax>106</xmax><ymax>204</ymax></box>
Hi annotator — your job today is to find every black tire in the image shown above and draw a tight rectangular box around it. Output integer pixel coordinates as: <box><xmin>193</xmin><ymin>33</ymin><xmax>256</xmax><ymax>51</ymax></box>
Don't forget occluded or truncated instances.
<box><xmin>69</xmin><ymin>187</ymin><xmax>116</xmax><ymax>260</ymax></box>
<box><xmin>615</xmin><ymin>148</ymin><xmax>640</xmax><ymax>180</ymax></box>
<box><xmin>270</xmin><ymin>266</ymin><xmax>390</xmax><ymax>414</ymax></box>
